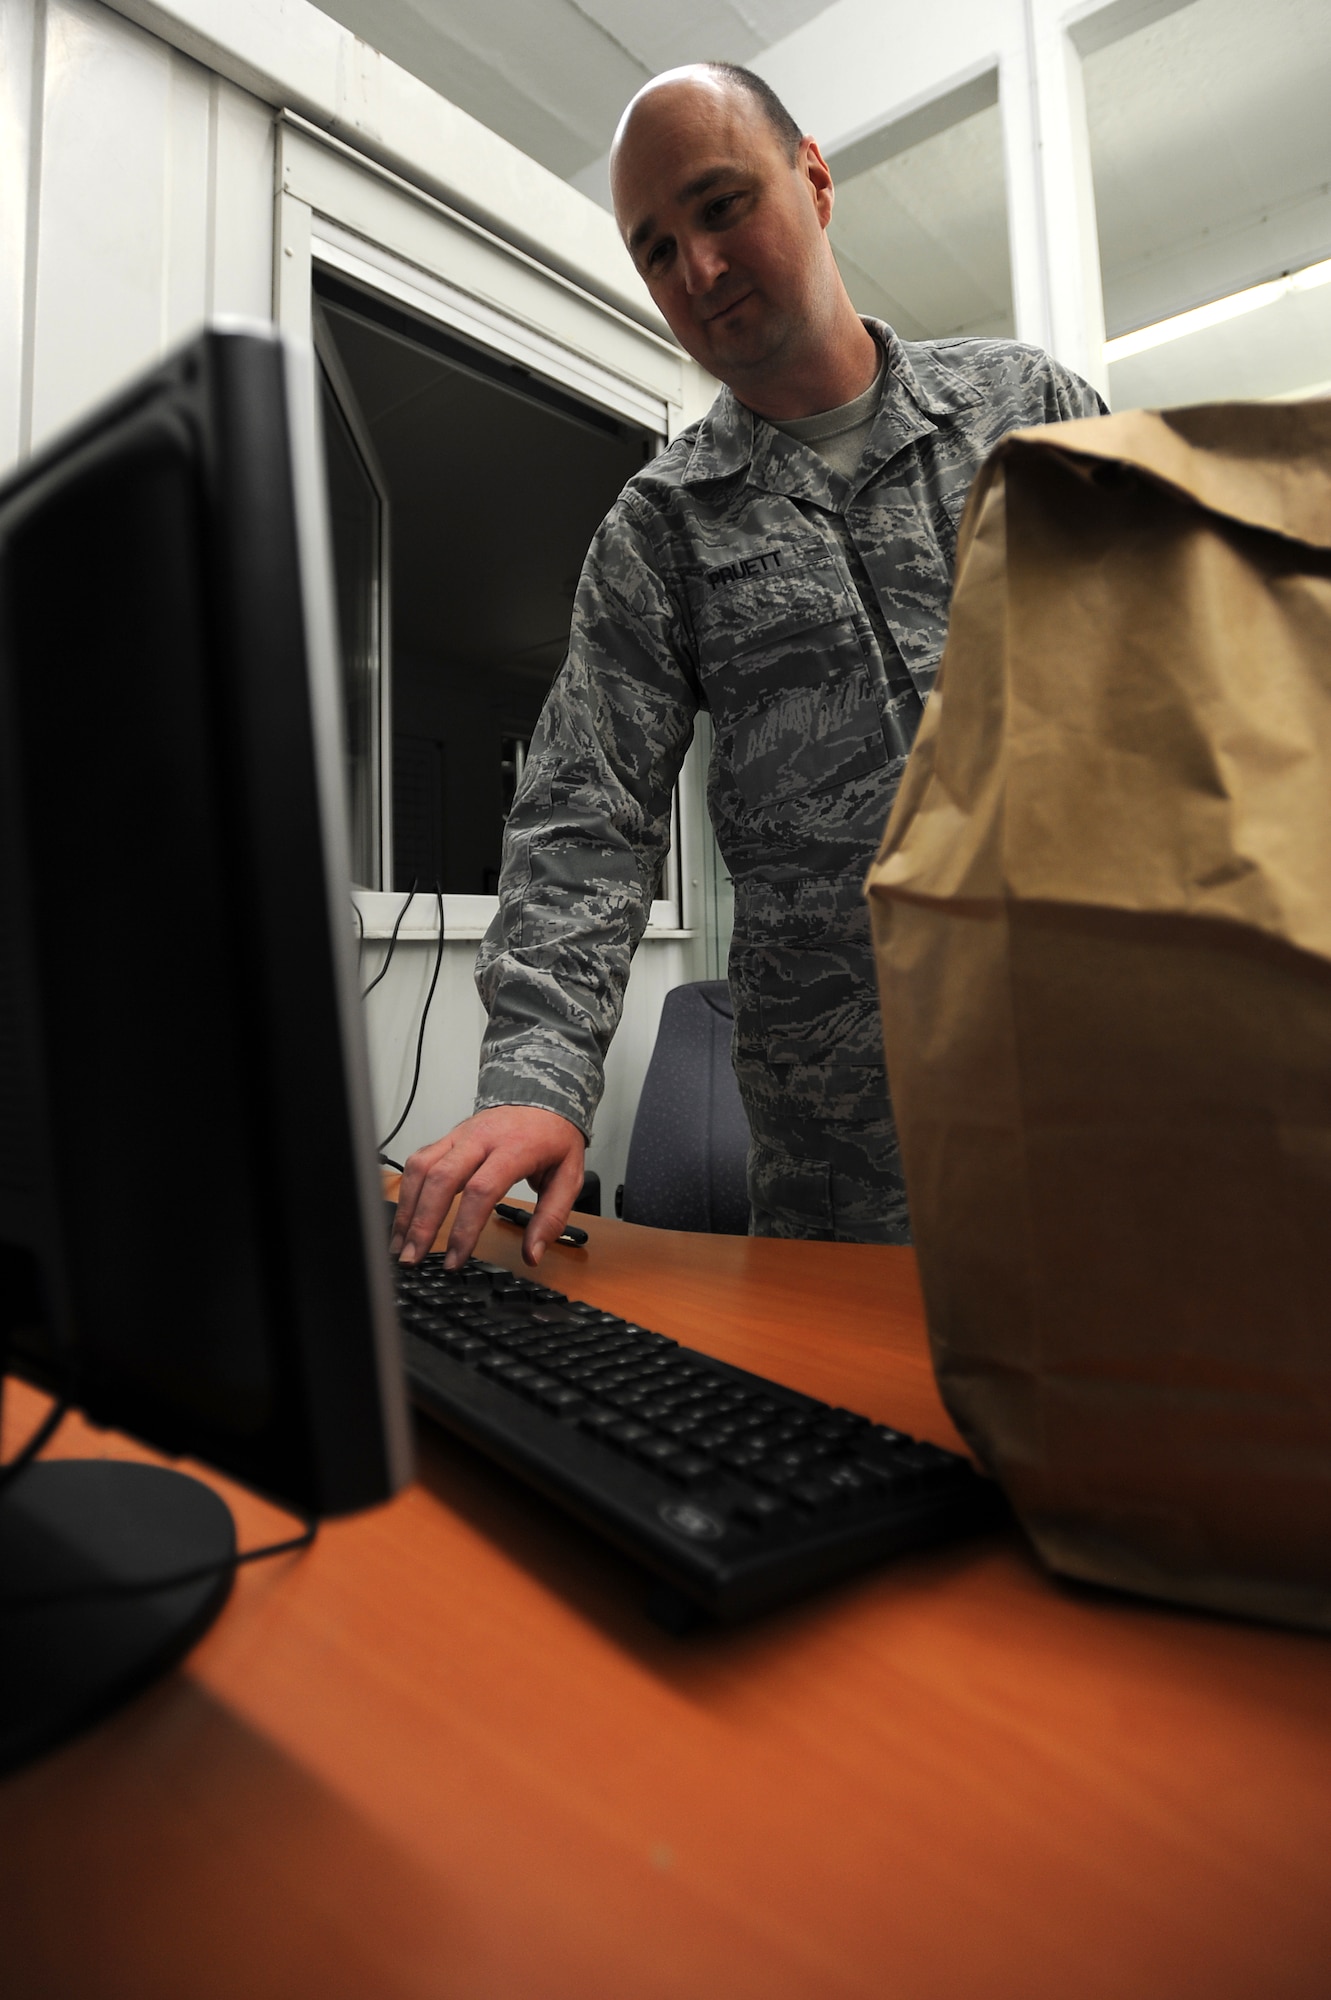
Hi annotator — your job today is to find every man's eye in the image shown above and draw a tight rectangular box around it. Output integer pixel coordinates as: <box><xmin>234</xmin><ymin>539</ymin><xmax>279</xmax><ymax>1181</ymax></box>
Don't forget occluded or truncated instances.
<box><xmin>647</xmin><ymin>240</ymin><xmax>672</xmax><ymax>270</ymax></box>
<box><xmin>707</xmin><ymin>195</ymin><xmax>739</xmax><ymax>222</ymax></box>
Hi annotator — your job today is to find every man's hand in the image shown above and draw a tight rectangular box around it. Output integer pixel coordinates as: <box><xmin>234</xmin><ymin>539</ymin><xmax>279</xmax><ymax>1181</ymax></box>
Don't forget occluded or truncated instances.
<box><xmin>391</xmin><ymin>1106</ymin><xmax>587</xmax><ymax>1271</ymax></box>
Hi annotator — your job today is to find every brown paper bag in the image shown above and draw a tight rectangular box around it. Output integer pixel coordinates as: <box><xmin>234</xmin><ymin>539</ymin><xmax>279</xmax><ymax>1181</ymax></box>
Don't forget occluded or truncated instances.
<box><xmin>865</xmin><ymin>400</ymin><xmax>1331</xmax><ymax>1629</ymax></box>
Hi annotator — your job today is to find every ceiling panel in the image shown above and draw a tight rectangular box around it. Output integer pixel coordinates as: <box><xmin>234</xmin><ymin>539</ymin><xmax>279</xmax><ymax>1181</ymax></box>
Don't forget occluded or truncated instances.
<box><xmin>315</xmin><ymin>0</ymin><xmax>838</xmax><ymax>180</ymax></box>
<box><xmin>829</xmin><ymin>104</ymin><xmax>1013</xmax><ymax>343</ymax></box>
<box><xmin>1107</xmin><ymin>280</ymin><xmax>1331</xmax><ymax>408</ymax></box>
<box><xmin>1086</xmin><ymin>0</ymin><xmax>1331</xmax><ymax>335</ymax></box>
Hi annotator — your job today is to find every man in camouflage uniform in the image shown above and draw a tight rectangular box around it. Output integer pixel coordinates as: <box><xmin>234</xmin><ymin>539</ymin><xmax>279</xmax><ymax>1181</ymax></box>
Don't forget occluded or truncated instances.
<box><xmin>392</xmin><ymin>61</ymin><xmax>1104</xmax><ymax>1269</ymax></box>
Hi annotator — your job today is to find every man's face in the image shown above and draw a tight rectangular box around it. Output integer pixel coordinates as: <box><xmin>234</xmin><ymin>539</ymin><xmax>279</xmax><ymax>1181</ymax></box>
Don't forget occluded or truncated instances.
<box><xmin>611</xmin><ymin>79</ymin><xmax>835</xmax><ymax>390</ymax></box>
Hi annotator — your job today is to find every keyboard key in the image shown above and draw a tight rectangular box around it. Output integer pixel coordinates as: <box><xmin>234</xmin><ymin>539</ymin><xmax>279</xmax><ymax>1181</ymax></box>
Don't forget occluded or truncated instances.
<box><xmin>638</xmin><ymin>1397</ymin><xmax>684</xmax><ymax>1420</ymax></box>
<box><xmin>663</xmin><ymin>1452</ymin><xmax>715</xmax><ymax>1484</ymax></box>
<box><xmin>538</xmin><ymin>1387</ymin><xmax>585</xmax><ymax>1416</ymax></box>
<box><xmin>479</xmin><ymin>1358</ymin><xmax>535</xmax><ymax>1382</ymax></box>
<box><xmin>752</xmin><ymin>1463</ymin><xmax>801</xmax><ymax>1490</ymax></box>
<box><xmin>578</xmin><ymin>1407</ymin><xmax>621</xmax><ymax>1437</ymax></box>
<box><xmin>602</xmin><ymin>1388</ymin><xmax>653</xmax><ymax>1412</ymax></box>
<box><xmin>633</xmin><ymin>1437</ymin><xmax>682</xmax><ymax>1468</ymax></box>
<box><xmin>605</xmin><ymin>1420</ymin><xmax>654</xmax><ymax>1450</ymax></box>
<box><xmin>768</xmin><ymin>1445</ymin><xmax>819</xmax><ymax>1471</ymax></box>
<box><xmin>660</xmin><ymin>1415</ymin><xmax>703</xmax><ymax>1440</ymax></box>
<box><xmin>515</xmin><ymin>1373</ymin><xmax>559</xmax><ymax>1399</ymax></box>
<box><xmin>824</xmin><ymin>1464</ymin><xmax>874</xmax><ymax>1498</ymax></box>
<box><xmin>790</xmin><ymin>1476</ymin><xmax>848</xmax><ymax>1511</ymax></box>
<box><xmin>735</xmin><ymin>1492</ymin><xmax>788</xmax><ymax>1529</ymax></box>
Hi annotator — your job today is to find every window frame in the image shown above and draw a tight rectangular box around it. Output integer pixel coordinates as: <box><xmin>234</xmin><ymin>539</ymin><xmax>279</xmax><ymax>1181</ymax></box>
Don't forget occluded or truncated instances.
<box><xmin>312</xmin><ymin>297</ymin><xmax>394</xmax><ymax>892</ymax></box>
<box><xmin>274</xmin><ymin>113</ymin><xmax>695</xmax><ymax>938</ymax></box>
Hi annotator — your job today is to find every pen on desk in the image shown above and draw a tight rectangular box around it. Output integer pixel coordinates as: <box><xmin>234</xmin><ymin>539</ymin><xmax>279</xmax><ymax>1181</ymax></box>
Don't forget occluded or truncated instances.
<box><xmin>493</xmin><ymin>1201</ymin><xmax>588</xmax><ymax>1248</ymax></box>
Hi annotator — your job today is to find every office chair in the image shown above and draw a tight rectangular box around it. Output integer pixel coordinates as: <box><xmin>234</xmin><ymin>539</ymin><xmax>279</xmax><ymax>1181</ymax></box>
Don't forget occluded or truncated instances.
<box><xmin>616</xmin><ymin>980</ymin><xmax>751</xmax><ymax>1235</ymax></box>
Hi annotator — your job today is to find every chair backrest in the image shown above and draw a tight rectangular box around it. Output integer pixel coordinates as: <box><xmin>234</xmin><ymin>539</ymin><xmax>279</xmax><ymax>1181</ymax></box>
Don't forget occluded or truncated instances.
<box><xmin>619</xmin><ymin>980</ymin><xmax>751</xmax><ymax>1235</ymax></box>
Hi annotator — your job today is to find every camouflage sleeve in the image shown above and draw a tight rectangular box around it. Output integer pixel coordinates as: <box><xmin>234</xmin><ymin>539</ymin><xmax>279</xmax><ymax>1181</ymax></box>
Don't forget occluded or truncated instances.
<box><xmin>1041</xmin><ymin>351</ymin><xmax>1111</xmax><ymax>421</ymax></box>
<box><xmin>964</xmin><ymin>336</ymin><xmax>1109</xmax><ymax>423</ymax></box>
<box><xmin>472</xmin><ymin>494</ymin><xmax>698</xmax><ymax>1137</ymax></box>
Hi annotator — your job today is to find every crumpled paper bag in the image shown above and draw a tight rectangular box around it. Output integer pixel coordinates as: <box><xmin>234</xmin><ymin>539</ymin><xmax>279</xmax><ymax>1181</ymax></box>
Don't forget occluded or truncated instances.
<box><xmin>866</xmin><ymin>400</ymin><xmax>1331</xmax><ymax>1628</ymax></box>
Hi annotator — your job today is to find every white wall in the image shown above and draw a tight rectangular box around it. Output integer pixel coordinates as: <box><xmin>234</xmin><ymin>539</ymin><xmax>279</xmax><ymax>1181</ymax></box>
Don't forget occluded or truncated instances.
<box><xmin>0</xmin><ymin>0</ymin><xmax>714</xmax><ymax>1200</ymax></box>
<box><xmin>0</xmin><ymin>0</ymin><xmax>273</xmax><ymax>470</ymax></box>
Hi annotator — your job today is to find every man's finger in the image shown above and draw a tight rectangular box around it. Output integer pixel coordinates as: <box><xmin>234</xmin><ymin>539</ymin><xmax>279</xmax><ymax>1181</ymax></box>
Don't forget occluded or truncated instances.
<box><xmin>445</xmin><ymin>1157</ymin><xmax>523</xmax><ymax>1270</ymax></box>
<box><xmin>397</xmin><ymin>1137</ymin><xmax>481</xmax><ymax>1263</ymax></box>
<box><xmin>392</xmin><ymin>1141</ymin><xmax>446</xmax><ymax>1252</ymax></box>
<box><xmin>524</xmin><ymin>1146</ymin><xmax>588</xmax><ymax>1267</ymax></box>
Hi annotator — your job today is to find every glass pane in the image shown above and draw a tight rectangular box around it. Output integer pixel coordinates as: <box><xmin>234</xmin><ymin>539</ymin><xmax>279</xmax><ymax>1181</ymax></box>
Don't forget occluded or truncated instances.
<box><xmin>319</xmin><ymin>362</ymin><xmax>382</xmax><ymax>888</ymax></box>
<box><xmin>314</xmin><ymin>283</ymin><xmax>656</xmax><ymax>899</ymax></box>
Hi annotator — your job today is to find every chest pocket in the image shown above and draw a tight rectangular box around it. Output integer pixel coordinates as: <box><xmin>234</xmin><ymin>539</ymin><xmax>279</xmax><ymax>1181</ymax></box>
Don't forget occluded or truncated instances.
<box><xmin>693</xmin><ymin>553</ymin><xmax>863</xmax><ymax>722</ymax></box>
<box><xmin>716</xmin><ymin>663</ymin><xmax>890</xmax><ymax>828</ymax></box>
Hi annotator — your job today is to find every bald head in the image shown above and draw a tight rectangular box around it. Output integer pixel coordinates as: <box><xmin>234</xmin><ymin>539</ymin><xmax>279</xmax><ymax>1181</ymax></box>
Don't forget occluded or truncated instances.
<box><xmin>612</xmin><ymin>62</ymin><xmax>801</xmax><ymax>179</ymax></box>
<box><xmin>608</xmin><ymin>65</ymin><xmax>877</xmax><ymax>419</ymax></box>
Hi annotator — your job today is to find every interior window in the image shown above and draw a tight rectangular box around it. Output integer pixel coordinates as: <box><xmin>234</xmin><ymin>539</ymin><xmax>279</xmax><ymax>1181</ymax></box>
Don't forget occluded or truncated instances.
<box><xmin>313</xmin><ymin>271</ymin><xmax>659</xmax><ymax>899</ymax></box>
<box><xmin>317</xmin><ymin>338</ymin><xmax>387</xmax><ymax>889</ymax></box>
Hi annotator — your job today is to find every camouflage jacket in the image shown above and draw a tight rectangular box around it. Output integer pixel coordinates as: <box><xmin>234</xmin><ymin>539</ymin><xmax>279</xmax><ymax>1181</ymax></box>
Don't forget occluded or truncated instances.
<box><xmin>474</xmin><ymin>324</ymin><xmax>1105</xmax><ymax>1235</ymax></box>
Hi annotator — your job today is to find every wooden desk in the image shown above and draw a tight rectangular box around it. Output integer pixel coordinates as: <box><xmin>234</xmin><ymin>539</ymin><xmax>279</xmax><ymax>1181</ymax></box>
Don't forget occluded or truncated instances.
<box><xmin>3</xmin><ymin>1216</ymin><xmax>1329</xmax><ymax>1999</ymax></box>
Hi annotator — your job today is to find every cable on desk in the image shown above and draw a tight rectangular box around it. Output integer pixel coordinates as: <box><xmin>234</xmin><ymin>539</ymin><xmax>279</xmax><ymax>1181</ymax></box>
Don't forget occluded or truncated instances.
<box><xmin>378</xmin><ymin>883</ymin><xmax>444</xmax><ymax>1156</ymax></box>
<box><xmin>0</xmin><ymin>1514</ymin><xmax>319</xmax><ymax>1614</ymax></box>
<box><xmin>0</xmin><ymin>1393</ymin><xmax>71</xmax><ymax>1494</ymax></box>
<box><xmin>360</xmin><ymin>880</ymin><xmax>418</xmax><ymax>1000</ymax></box>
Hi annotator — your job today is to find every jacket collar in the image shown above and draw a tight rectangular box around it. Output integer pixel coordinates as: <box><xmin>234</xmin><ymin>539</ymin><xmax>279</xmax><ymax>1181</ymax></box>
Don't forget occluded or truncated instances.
<box><xmin>681</xmin><ymin>319</ymin><xmax>985</xmax><ymax>502</ymax></box>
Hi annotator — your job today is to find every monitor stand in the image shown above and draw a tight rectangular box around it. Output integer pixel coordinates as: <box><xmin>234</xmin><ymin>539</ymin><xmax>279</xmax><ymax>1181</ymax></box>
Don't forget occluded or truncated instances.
<box><xmin>0</xmin><ymin>1460</ymin><xmax>235</xmax><ymax>1774</ymax></box>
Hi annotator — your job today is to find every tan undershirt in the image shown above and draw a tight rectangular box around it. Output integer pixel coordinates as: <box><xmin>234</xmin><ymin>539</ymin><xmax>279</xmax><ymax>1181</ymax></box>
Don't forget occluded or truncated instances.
<box><xmin>764</xmin><ymin>345</ymin><xmax>888</xmax><ymax>480</ymax></box>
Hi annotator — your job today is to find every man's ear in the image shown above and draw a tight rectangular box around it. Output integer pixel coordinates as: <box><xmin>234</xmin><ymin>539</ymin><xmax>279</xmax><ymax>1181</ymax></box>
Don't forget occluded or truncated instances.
<box><xmin>801</xmin><ymin>137</ymin><xmax>835</xmax><ymax>229</ymax></box>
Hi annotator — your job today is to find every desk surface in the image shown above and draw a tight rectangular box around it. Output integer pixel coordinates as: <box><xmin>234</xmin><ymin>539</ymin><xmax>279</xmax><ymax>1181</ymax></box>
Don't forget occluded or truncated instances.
<box><xmin>3</xmin><ymin>1214</ymin><xmax>1330</xmax><ymax>2000</ymax></box>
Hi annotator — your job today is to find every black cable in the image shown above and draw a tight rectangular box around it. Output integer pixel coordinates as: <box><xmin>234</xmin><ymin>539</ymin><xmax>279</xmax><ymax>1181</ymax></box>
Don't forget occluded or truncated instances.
<box><xmin>378</xmin><ymin>1154</ymin><xmax>404</xmax><ymax>1173</ymax></box>
<box><xmin>0</xmin><ymin>1394</ymin><xmax>71</xmax><ymax>1494</ymax></box>
<box><xmin>378</xmin><ymin>883</ymin><xmax>445</xmax><ymax>1153</ymax></box>
<box><xmin>0</xmin><ymin>1515</ymin><xmax>318</xmax><ymax>1614</ymax></box>
<box><xmin>360</xmin><ymin>881</ymin><xmax>418</xmax><ymax>999</ymax></box>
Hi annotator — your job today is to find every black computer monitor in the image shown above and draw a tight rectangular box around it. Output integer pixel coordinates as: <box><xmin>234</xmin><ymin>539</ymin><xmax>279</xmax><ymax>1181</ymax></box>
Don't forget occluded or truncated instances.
<box><xmin>0</xmin><ymin>324</ymin><xmax>413</xmax><ymax>1771</ymax></box>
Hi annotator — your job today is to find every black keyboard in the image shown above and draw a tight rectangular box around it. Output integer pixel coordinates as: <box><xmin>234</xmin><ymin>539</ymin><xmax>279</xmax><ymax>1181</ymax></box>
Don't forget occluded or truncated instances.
<box><xmin>394</xmin><ymin>1253</ymin><xmax>1004</xmax><ymax>1621</ymax></box>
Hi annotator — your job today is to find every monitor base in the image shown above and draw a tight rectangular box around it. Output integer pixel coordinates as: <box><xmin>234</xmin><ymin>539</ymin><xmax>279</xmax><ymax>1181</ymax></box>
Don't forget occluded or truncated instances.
<box><xmin>0</xmin><ymin>1459</ymin><xmax>234</xmax><ymax>1774</ymax></box>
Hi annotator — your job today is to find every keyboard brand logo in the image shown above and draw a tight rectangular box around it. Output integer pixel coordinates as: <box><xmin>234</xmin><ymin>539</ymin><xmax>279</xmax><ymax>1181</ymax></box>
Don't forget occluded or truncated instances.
<box><xmin>658</xmin><ymin>1499</ymin><xmax>725</xmax><ymax>1541</ymax></box>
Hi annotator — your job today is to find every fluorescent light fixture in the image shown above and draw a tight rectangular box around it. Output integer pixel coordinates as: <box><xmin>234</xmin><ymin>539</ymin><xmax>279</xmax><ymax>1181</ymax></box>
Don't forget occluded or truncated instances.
<box><xmin>1106</xmin><ymin>256</ymin><xmax>1331</xmax><ymax>363</ymax></box>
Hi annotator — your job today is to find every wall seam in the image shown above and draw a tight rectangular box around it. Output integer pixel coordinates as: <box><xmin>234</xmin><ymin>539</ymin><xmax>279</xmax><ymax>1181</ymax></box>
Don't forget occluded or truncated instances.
<box><xmin>203</xmin><ymin>67</ymin><xmax>218</xmax><ymax>321</ymax></box>
<box><xmin>17</xmin><ymin>0</ymin><xmax>47</xmax><ymax>460</ymax></box>
<box><xmin>1021</xmin><ymin>0</ymin><xmax>1055</xmax><ymax>355</ymax></box>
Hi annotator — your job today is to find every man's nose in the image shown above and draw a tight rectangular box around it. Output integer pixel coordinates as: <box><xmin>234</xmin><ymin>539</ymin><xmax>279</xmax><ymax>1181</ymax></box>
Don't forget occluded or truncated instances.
<box><xmin>680</xmin><ymin>235</ymin><xmax>728</xmax><ymax>296</ymax></box>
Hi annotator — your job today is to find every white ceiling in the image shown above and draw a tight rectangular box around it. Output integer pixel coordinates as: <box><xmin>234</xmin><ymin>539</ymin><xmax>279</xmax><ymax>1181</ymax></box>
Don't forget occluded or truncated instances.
<box><xmin>1084</xmin><ymin>0</ymin><xmax>1331</xmax><ymax>336</ymax></box>
<box><xmin>1106</xmin><ymin>281</ymin><xmax>1331</xmax><ymax>409</ymax></box>
<box><xmin>314</xmin><ymin>0</ymin><xmax>838</xmax><ymax>182</ymax></box>
<box><xmin>829</xmin><ymin>103</ymin><xmax>1013</xmax><ymax>344</ymax></box>
<box><xmin>313</xmin><ymin>0</ymin><xmax>1330</xmax><ymax>404</ymax></box>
